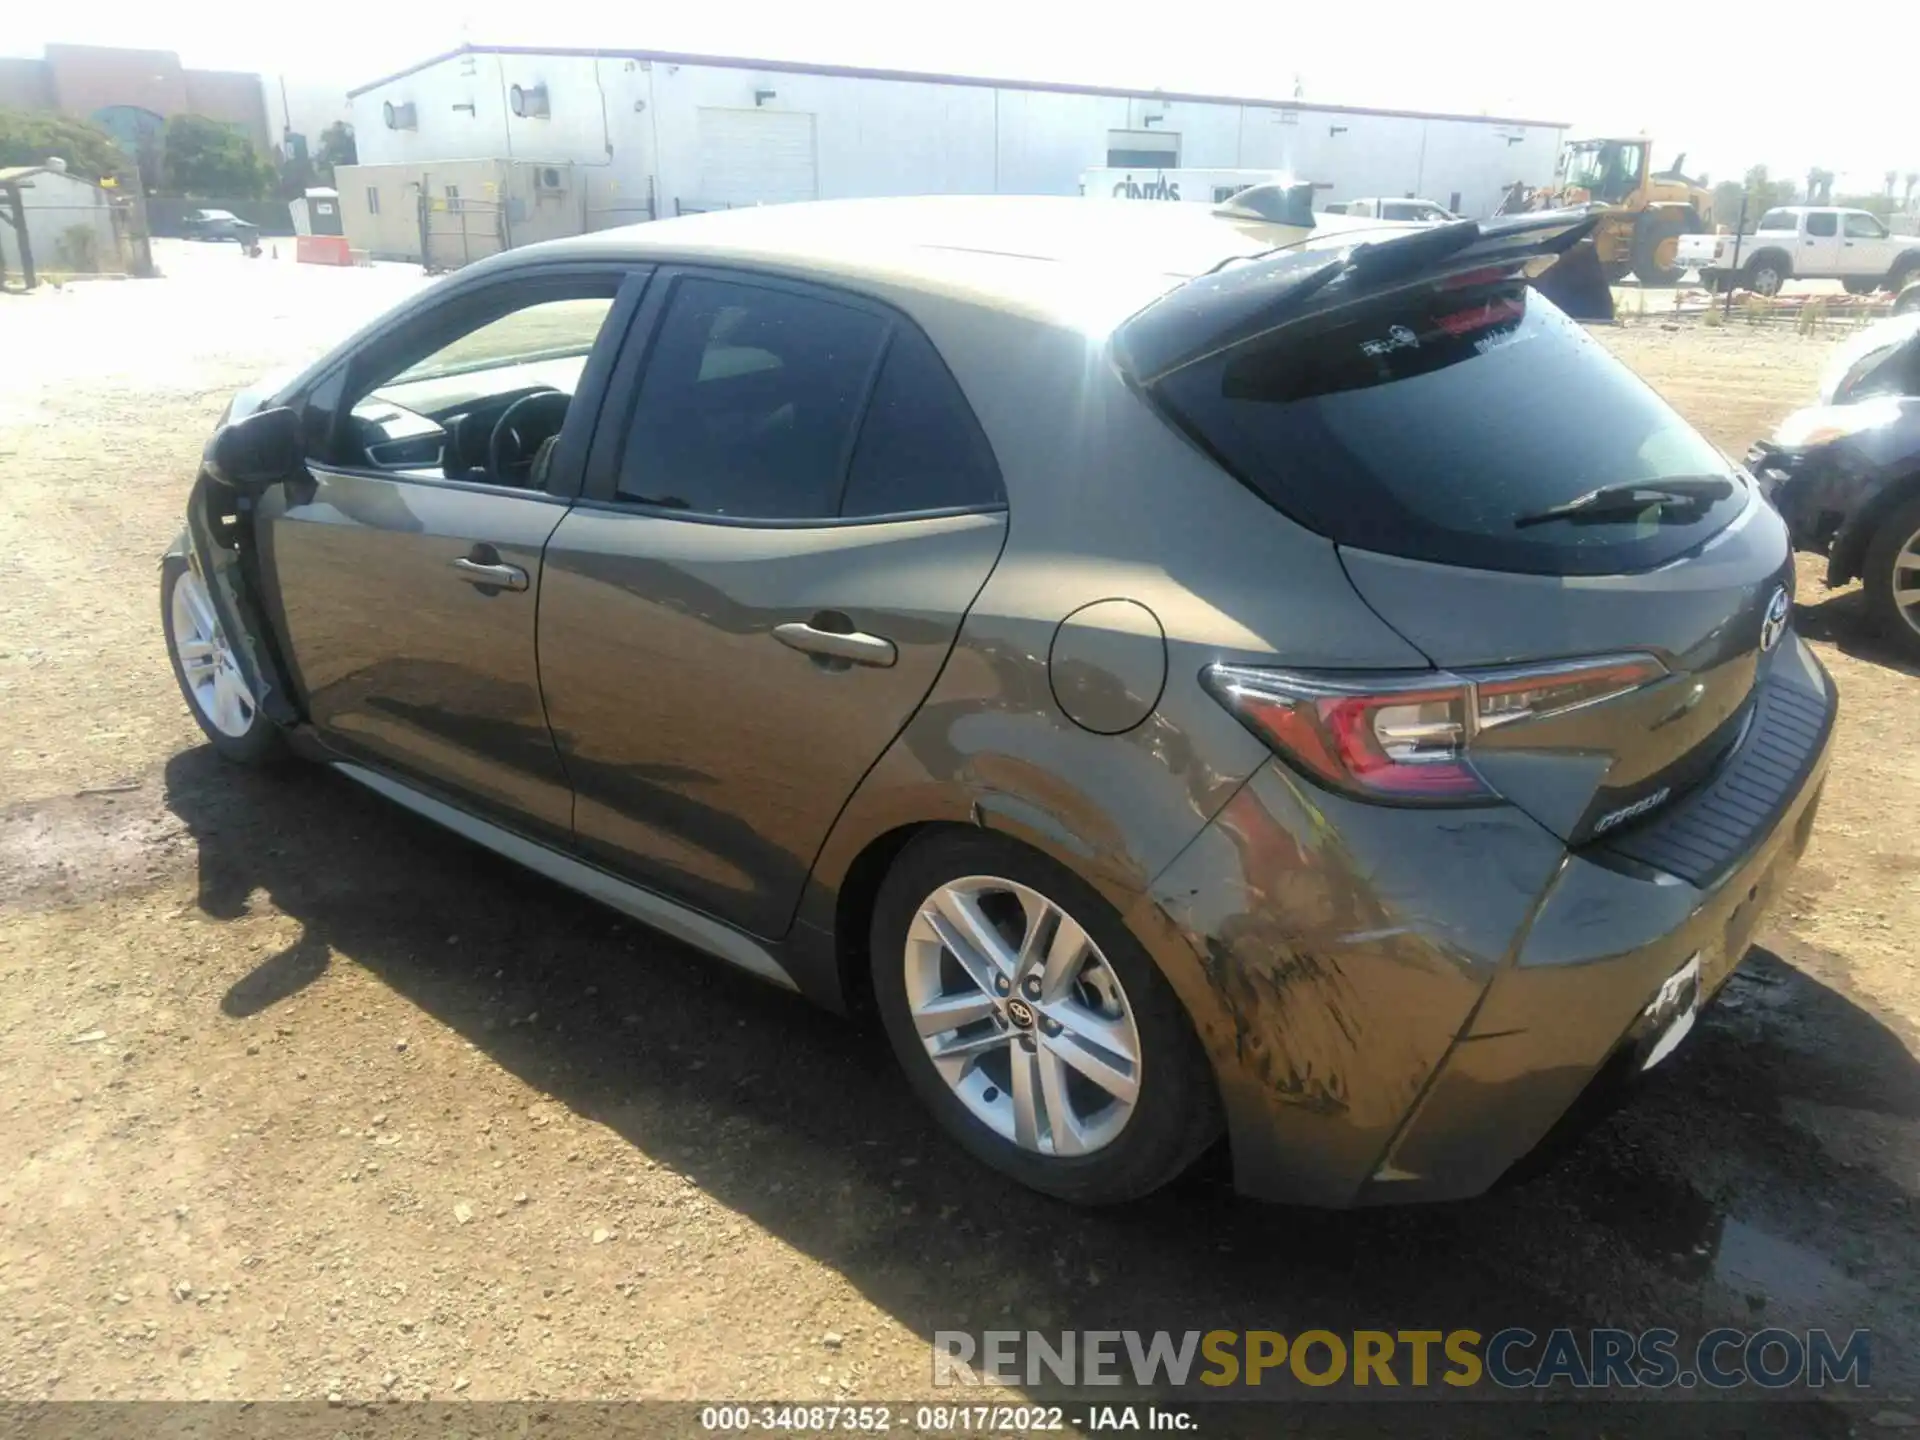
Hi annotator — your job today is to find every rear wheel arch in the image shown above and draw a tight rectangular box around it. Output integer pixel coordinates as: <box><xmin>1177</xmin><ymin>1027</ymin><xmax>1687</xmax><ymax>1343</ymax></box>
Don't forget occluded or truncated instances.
<box><xmin>831</xmin><ymin>820</ymin><xmax>954</xmax><ymax>1024</ymax></box>
<box><xmin>866</xmin><ymin>824</ymin><xmax>1224</xmax><ymax>1202</ymax></box>
<box><xmin>830</xmin><ymin>799</ymin><xmax>1168</xmax><ymax>1025</ymax></box>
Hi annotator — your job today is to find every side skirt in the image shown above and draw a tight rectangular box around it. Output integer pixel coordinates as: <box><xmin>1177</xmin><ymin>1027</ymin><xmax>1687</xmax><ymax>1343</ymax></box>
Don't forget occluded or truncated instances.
<box><xmin>333</xmin><ymin>762</ymin><xmax>799</xmax><ymax>993</ymax></box>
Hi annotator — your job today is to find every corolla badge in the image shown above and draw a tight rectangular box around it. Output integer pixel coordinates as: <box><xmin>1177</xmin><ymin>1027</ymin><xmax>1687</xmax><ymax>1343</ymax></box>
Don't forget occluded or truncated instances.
<box><xmin>1759</xmin><ymin>585</ymin><xmax>1791</xmax><ymax>653</ymax></box>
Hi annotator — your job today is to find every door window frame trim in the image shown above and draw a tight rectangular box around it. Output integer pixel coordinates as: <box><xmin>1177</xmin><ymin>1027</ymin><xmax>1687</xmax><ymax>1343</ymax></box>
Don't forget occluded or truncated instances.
<box><xmin>580</xmin><ymin>263</ymin><xmax>1008</xmax><ymax>529</ymax></box>
<box><xmin>298</xmin><ymin>261</ymin><xmax>655</xmax><ymax>504</ymax></box>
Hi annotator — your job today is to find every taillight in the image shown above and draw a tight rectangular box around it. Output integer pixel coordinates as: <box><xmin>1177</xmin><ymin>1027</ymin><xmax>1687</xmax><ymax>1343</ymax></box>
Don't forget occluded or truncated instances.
<box><xmin>1205</xmin><ymin>655</ymin><xmax>1666</xmax><ymax>805</ymax></box>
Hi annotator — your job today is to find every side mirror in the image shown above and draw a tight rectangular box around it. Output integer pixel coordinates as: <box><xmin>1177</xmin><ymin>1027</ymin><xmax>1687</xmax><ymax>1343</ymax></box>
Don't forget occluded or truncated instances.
<box><xmin>204</xmin><ymin>406</ymin><xmax>303</xmax><ymax>492</ymax></box>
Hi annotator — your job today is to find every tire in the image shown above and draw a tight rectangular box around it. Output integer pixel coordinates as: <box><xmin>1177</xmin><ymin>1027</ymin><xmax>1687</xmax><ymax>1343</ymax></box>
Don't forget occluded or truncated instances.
<box><xmin>1842</xmin><ymin>278</ymin><xmax>1881</xmax><ymax>296</ymax></box>
<box><xmin>1862</xmin><ymin>494</ymin><xmax>1920</xmax><ymax>663</ymax></box>
<box><xmin>1742</xmin><ymin>252</ymin><xmax>1790</xmax><ymax>297</ymax></box>
<box><xmin>1889</xmin><ymin>257</ymin><xmax>1920</xmax><ymax>294</ymax></box>
<box><xmin>1630</xmin><ymin>213</ymin><xmax>1690</xmax><ymax>287</ymax></box>
<box><xmin>1898</xmin><ymin>284</ymin><xmax>1920</xmax><ymax>317</ymax></box>
<box><xmin>870</xmin><ymin>829</ymin><xmax>1220</xmax><ymax>1205</ymax></box>
<box><xmin>161</xmin><ymin>555</ymin><xmax>286</xmax><ymax>765</ymax></box>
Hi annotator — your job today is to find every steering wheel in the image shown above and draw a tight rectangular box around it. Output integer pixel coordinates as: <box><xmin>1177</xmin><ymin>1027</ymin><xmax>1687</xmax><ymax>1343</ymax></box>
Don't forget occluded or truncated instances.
<box><xmin>487</xmin><ymin>389</ymin><xmax>571</xmax><ymax>487</ymax></box>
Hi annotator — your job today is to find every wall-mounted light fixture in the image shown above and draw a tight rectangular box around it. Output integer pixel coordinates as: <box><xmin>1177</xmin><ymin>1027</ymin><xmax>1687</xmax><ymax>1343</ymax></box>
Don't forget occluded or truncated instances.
<box><xmin>754</xmin><ymin>88</ymin><xmax>777</xmax><ymax>107</ymax></box>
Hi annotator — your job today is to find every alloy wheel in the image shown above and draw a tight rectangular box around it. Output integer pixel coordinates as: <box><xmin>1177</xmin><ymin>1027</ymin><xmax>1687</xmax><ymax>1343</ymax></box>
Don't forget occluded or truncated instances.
<box><xmin>170</xmin><ymin>568</ymin><xmax>256</xmax><ymax>738</ymax></box>
<box><xmin>1893</xmin><ymin>527</ymin><xmax>1920</xmax><ymax>640</ymax></box>
<box><xmin>904</xmin><ymin>874</ymin><xmax>1142</xmax><ymax>1157</ymax></box>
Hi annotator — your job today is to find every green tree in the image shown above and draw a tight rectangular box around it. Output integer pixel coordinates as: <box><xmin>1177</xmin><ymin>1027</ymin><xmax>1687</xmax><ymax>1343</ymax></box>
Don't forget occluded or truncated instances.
<box><xmin>1833</xmin><ymin>192</ymin><xmax>1897</xmax><ymax>220</ymax></box>
<box><xmin>1712</xmin><ymin>166</ymin><xmax>1797</xmax><ymax>231</ymax></box>
<box><xmin>0</xmin><ymin>107</ymin><xmax>127</xmax><ymax>184</ymax></box>
<box><xmin>314</xmin><ymin>121</ymin><xmax>356</xmax><ymax>182</ymax></box>
<box><xmin>161</xmin><ymin>114</ymin><xmax>269</xmax><ymax>197</ymax></box>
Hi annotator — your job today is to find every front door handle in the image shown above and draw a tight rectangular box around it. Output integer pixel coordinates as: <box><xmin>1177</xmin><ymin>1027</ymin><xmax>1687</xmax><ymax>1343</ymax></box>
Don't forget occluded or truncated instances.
<box><xmin>773</xmin><ymin>619</ymin><xmax>897</xmax><ymax>668</ymax></box>
<box><xmin>450</xmin><ymin>556</ymin><xmax>529</xmax><ymax>591</ymax></box>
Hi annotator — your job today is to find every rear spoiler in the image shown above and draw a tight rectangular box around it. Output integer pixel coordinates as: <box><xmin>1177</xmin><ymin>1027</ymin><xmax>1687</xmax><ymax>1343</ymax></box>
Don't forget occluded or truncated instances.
<box><xmin>1118</xmin><ymin>209</ymin><xmax>1611</xmax><ymax>385</ymax></box>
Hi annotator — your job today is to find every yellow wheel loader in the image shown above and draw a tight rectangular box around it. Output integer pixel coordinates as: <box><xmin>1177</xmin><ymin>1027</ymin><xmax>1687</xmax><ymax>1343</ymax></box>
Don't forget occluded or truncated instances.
<box><xmin>1497</xmin><ymin>138</ymin><xmax>1713</xmax><ymax>286</ymax></box>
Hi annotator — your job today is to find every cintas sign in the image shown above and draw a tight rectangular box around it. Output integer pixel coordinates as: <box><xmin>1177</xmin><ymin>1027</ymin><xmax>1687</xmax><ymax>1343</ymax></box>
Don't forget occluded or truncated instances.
<box><xmin>1080</xmin><ymin>168</ymin><xmax>1301</xmax><ymax>207</ymax></box>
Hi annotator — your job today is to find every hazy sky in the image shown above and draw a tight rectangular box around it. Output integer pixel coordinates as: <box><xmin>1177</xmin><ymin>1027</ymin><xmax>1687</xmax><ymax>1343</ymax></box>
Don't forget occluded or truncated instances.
<box><xmin>9</xmin><ymin>1</ymin><xmax>1915</xmax><ymax>193</ymax></box>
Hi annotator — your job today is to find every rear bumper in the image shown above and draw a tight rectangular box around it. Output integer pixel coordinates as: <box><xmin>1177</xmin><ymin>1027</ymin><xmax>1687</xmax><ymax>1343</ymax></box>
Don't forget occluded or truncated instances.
<box><xmin>1146</xmin><ymin>634</ymin><xmax>1836</xmax><ymax>1207</ymax></box>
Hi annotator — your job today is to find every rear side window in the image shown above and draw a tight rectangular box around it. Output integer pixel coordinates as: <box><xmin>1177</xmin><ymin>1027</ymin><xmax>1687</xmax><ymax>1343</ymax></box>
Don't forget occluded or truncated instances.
<box><xmin>619</xmin><ymin>278</ymin><xmax>886</xmax><ymax>519</ymax></box>
<box><xmin>1150</xmin><ymin>280</ymin><xmax>1743</xmax><ymax>576</ymax></box>
<box><xmin>841</xmin><ymin>326</ymin><xmax>1004</xmax><ymax>517</ymax></box>
<box><xmin>1757</xmin><ymin>209</ymin><xmax>1795</xmax><ymax>232</ymax></box>
<box><xmin>1806</xmin><ymin>212</ymin><xmax>1838</xmax><ymax>238</ymax></box>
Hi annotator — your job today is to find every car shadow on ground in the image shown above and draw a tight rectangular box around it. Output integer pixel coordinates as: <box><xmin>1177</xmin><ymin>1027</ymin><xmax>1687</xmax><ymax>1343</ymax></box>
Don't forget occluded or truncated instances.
<box><xmin>163</xmin><ymin>746</ymin><xmax>1914</xmax><ymax>1433</ymax></box>
<box><xmin>1794</xmin><ymin>588</ymin><xmax>1920</xmax><ymax>678</ymax></box>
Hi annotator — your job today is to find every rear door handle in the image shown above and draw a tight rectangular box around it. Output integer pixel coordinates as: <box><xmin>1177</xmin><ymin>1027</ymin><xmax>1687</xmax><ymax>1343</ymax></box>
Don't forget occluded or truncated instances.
<box><xmin>450</xmin><ymin>557</ymin><xmax>529</xmax><ymax>591</ymax></box>
<box><xmin>773</xmin><ymin>620</ymin><xmax>897</xmax><ymax>668</ymax></box>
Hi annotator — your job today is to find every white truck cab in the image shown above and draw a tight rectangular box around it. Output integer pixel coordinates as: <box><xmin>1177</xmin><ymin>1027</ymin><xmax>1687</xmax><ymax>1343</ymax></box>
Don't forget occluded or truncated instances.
<box><xmin>1677</xmin><ymin>206</ymin><xmax>1920</xmax><ymax>297</ymax></box>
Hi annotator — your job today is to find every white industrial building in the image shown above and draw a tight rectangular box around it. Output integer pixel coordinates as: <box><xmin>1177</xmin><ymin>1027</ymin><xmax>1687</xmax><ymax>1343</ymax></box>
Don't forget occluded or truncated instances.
<box><xmin>338</xmin><ymin>44</ymin><xmax>1567</xmax><ymax>266</ymax></box>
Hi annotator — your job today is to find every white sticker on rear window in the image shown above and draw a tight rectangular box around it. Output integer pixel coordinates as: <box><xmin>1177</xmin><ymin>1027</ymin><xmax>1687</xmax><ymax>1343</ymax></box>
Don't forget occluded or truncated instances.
<box><xmin>1360</xmin><ymin>325</ymin><xmax>1420</xmax><ymax>358</ymax></box>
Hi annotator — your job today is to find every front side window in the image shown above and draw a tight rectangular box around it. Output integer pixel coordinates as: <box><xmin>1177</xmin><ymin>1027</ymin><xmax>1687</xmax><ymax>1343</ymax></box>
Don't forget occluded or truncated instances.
<box><xmin>1843</xmin><ymin>212</ymin><xmax>1889</xmax><ymax>239</ymax></box>
<box><xmin>316</xmin><ymin>283</ymin><xmax>620</xmax><ymax>486</ymax></box>
<box><xmin>618</xmin><ymin>278</ymin><xmax>887</xmax><ymax>518</ymax></box>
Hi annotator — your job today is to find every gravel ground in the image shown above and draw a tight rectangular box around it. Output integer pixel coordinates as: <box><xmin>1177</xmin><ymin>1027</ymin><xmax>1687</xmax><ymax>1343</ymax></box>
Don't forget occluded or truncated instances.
<box><xmin>1</xmin><ymin>243</ymin><xmax>1916</xmax><ymax>1432</ymax></box>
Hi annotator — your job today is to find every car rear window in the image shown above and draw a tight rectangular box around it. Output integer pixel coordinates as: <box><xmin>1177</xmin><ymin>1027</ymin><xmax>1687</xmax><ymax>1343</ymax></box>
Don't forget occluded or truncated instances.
<box><xmin>1149</xmin><ymin>279</ymin><xmax>1747</xmax><ymax>576</ymax></box>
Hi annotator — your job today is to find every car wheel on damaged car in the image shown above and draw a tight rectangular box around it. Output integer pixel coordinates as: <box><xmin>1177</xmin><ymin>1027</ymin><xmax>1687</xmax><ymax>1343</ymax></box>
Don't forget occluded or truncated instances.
<box><xmin>159</xmin><ymin>196</ymin><xmax>1836</xmax><ymax>1207</ymax></box>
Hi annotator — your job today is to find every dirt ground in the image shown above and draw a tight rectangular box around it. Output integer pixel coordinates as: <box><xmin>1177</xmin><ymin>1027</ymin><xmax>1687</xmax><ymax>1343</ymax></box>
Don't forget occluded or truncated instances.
<box><xmin>2</xmin><ymin>243</ymin><xmax>1917</xmax><ymax>1426</ymax></box>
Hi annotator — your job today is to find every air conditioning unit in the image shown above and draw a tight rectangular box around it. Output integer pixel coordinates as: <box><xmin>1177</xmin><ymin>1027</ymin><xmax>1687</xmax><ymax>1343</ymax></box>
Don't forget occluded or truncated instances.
<box><xmin>382</xmin><ymin>100</ymin><xmax>417</xmax><ymax>131</ymax></box>
<box><xmin>510</xmin><ymin>83</ymin><xmax>550</xmax><ymax>119</ymax></box>
<box><xmin>534</xmin><ymin>165</ymin><xmax>568</xmax><ymax>194</ymax></box>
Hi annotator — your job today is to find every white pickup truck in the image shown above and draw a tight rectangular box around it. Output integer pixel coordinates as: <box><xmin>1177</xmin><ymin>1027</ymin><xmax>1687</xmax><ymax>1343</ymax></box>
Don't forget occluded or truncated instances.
<box><xmin>1325</xmin><ymin>197</ymin><xmax>1459</xmax><ymax>223</ymax></box>
<box><xmin>1677</xmin><ymin>206</ymin><xmax>1920</xmax><ymax>297</ymax></box>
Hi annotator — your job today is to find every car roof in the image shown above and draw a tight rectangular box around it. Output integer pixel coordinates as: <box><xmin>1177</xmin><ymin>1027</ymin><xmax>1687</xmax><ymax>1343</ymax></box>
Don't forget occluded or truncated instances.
<box><xmin>511</xmin><ymin>195</ymin><xmax>1414</xmax><ymax>334</ymax></box>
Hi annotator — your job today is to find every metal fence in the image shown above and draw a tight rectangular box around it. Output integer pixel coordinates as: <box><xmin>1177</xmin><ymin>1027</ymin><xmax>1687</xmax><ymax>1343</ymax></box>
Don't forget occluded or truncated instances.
<box><xmin>0</xmin><ymin>191</ymin><xmax>152</xmax><ymax>288</ymax></box>
<box><xmin>420</xmin><ymin>196</ymin><xmax>505</xmax><ymax>274</ymax></box>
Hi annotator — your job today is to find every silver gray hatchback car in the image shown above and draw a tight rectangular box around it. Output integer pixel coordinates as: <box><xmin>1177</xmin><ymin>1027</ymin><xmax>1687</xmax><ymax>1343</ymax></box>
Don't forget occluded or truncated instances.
<box><xmin>162</xmin><ymin>196</ymin><xmax>1835</xmax><ymax>1207</ymax></box>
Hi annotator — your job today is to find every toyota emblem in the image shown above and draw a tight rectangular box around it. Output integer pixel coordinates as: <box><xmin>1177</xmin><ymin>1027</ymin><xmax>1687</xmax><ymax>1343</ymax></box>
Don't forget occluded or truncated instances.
<box><xmin>1759</xmin><ymin>585</ymin><xmax>1791</xmax><ymax>653</ymax></box>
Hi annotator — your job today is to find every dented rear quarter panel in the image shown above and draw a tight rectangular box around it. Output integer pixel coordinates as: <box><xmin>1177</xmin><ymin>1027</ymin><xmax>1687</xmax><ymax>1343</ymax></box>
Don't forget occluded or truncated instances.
<box><xmin>794</xmin><ymin>305</ymin><xmax>1510</xmax><ymax>1197</ymax></box>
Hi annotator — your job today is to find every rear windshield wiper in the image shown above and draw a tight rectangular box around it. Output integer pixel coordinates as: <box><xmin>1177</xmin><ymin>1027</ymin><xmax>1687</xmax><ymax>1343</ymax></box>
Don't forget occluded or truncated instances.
<box><xmin>1513</xmin><ymin>476</ymin><xmax>1733</xmax><ymax>529</ymax></box>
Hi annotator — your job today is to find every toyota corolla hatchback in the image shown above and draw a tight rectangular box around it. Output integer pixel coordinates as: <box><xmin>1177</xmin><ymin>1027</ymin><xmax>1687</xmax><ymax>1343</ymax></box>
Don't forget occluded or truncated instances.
<box><xmin>161</xmin><ymin>197</ymin><xmax>1835</xmax><ymax>1207</ymax></box>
